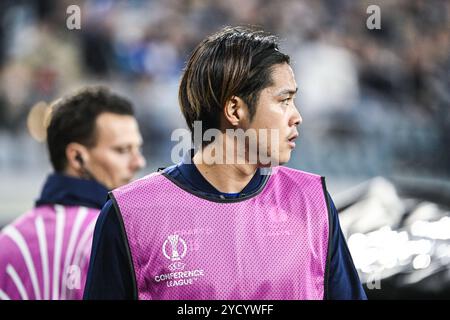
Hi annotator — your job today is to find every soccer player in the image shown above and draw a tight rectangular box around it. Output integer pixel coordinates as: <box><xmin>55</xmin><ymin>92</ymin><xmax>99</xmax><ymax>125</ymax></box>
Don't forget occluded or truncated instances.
<box><xmin>0</xmin><ymin>87</ymin><xmax>146</xmax><ymax>300</ymax></box>
<box><xmin>84</xmin><ymin>27</ymin><xmax>367</xmax><ymax>300</ymax></box>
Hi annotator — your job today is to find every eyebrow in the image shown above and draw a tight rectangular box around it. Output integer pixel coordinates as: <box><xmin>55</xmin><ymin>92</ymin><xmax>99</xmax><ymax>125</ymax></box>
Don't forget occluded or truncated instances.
<box><xmin>276</xmin><ymin>87</ymin><xmax>298</xmax><ymax>96</ymax></box>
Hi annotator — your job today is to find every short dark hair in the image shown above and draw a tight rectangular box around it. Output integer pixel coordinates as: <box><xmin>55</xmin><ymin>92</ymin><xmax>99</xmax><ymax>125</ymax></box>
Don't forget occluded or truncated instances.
<box><xmin>179</xmin><ymin>26</ymin><xmax>290</xmax><ymax>140</ymax></box>
<box><xmin>46</xmin><ymin>86</ymin><xmax>134</xmax><ymax>172</ymax></box>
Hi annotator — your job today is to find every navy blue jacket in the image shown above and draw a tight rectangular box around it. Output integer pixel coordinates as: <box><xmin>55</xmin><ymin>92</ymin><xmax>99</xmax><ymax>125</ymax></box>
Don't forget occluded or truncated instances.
<box><xmin>84</xmin><ymin>161</ymin><xmax>367</xmax><ymax>300</ymax></box>
<box><xmin>35</xmin><ymin>173</ymin><xmax>109</xmax><ymax>209</ymax></box>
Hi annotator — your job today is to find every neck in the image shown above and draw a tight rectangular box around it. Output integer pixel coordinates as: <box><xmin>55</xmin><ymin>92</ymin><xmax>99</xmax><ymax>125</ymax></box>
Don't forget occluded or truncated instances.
<box><xmin>192</xmin><ymin>136</ymin><xmax>258</xmax><ymax>193</ymax></box>
<box><xmin>64</xmin><ymin>166</ymin><xmax>97</xmax><ymax>184</ymax></box>
<box><xmin>64</xmin><ymin>167</ymin><xmax>84</xmax><ymax>179</ymax></box>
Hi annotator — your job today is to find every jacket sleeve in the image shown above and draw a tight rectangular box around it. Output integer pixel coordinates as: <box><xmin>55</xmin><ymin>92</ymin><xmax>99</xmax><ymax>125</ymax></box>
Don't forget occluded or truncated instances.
<box><xmin>83</xmin><ymin>199</ymin><xmax>136</xmax><ymax>300</ymax></box>
<box><xmin>327</xmin><ymin>193</ymin><xmax>368</xmax><ymax>300</ymax></box>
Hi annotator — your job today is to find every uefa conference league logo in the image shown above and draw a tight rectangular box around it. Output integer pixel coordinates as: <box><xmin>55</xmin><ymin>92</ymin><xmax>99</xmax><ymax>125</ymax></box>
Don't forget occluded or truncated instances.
<box><xmin>155</xmin><ymin>234</ymin><xmax>205</xmax><ymax>288</ymax></box>
<box><xmin>163</xmin><ymin>234</ymin><xmax>187</xmax><ymax>271</ymax></box>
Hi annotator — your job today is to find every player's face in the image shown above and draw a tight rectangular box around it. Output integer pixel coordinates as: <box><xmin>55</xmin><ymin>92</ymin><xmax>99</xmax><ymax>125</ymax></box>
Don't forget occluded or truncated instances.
<box><xmin>85</xmin><ymin>113</ymin><xmax>146</xmax><ymax>189</ymax></box>
<box><xmin>248</xmin><ymin>63</ymin><xmax>302</xmax><ymax>166</ymax></box>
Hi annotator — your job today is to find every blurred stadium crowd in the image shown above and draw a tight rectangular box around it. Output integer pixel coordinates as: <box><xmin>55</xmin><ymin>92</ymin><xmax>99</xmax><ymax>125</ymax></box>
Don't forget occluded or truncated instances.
<box><xmin>0</xmin><ymin>0</ymin><xmax>448</xmax><ymax>212</ymax></box>
<box><xmin>0</xmin><ymin>0</ymin><xmax>449</xmax><ymax>299</ymax></box>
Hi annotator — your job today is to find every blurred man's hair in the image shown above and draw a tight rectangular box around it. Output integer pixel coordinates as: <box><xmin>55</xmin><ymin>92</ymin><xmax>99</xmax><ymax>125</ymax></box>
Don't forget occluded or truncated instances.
<box><xmin>178</xmin><ymin>26</ymin><xmax>290</xmax><ymax>142</ymax></box>
<box><xmin>47</xmin><ymin>86</ymin><xmax>134</xmax><ymax>172</ymax></box>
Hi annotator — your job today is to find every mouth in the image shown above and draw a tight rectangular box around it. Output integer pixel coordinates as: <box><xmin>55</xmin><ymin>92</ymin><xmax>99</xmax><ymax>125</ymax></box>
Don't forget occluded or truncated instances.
<box><xmin>287</xmin><ymin>133</ymin><xmax>299</xmax><ymax>148</ymax></box>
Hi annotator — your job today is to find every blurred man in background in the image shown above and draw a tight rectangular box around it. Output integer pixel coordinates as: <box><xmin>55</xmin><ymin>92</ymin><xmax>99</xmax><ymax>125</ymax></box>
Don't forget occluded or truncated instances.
<box><xmin>0</xmin><ymin>86</ymin><xmax>146</xmax><ymax>300</ymax></box>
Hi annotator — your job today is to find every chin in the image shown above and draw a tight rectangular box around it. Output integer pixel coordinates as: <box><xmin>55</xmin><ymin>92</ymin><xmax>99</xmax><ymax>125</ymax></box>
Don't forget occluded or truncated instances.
<box><xmin>276</xmin><ymin>149</ymin><xmax>291</xmax><ymax>165</ymax></box>
<box><xmin>257</xmin><ymin>155</ymin><xmax>289</xmax><ymax>167</ymax></box>
<box><xmin>121</xmin><ymin>179</ymin><xmax>133</xmax><ymax>186</ymax></box>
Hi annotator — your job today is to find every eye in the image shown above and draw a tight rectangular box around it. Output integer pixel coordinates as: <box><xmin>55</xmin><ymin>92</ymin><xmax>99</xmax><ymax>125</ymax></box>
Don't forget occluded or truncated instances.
<box><xmin>282</xmin><ymin>97</ymin><xmax>291</xmax><ymax>105</ymax></box>
<box><xmin>113</xmin><ymin>146</ymin><xmax>130</xmax><ymax>154</ymax></box>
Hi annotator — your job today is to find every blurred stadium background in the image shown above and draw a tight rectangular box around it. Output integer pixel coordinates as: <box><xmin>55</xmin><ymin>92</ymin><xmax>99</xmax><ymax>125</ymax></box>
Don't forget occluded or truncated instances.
<box><xmin>0</xmin><ymin>0</ymin><xmax>449</xmax><ymax>299</ymax></box>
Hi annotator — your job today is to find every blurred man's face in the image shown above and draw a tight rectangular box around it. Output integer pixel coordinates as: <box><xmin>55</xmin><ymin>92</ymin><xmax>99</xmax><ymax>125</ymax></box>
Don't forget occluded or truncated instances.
<box><xmin>84</xmin><ymin>112</ymin><xmax>146</xmax><ymax>189</ymax></box>
<box><xmin>247</xmin><ymin>63</ymin><xmax>302</xmax><ymax>166</ymax></box>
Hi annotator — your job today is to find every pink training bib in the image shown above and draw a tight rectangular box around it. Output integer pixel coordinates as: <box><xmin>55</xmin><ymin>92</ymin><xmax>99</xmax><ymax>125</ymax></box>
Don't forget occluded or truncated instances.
<box><xmin>112</xmin><ymin>166</ymin><xmax>330</xmax><ymax>300</ymax></box>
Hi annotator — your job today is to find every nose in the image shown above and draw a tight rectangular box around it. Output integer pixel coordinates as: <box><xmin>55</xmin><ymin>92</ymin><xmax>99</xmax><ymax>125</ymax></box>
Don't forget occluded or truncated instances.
<box><xmin>131</xmin><ymin>150</ymin><xmax>146</xmax><ymax>172</ymax></box>
<box><xmin>290</xmin><ymin>104</ymin><xmax>302</xmax><ymax>127</ymax></box>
